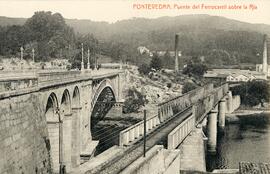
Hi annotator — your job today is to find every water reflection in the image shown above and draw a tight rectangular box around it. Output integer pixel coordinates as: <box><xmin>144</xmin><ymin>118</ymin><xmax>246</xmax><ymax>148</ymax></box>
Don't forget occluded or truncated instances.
<box><xmin>206</xmin><ymin>113</ymin><xmax>270</xmax><ymax>171</ymax></box>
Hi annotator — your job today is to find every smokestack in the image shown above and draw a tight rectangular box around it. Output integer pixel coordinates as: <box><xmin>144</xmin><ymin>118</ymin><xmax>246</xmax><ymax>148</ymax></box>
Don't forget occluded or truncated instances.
<box><xmin>262</xmin><ymin>34</ymin><xmax>268</xmax><ymax>74</ymax></box>
<box><xmin>175</xmin><ymin>34</ymin><xmax>179</xmax><ymax>72</ymax></box>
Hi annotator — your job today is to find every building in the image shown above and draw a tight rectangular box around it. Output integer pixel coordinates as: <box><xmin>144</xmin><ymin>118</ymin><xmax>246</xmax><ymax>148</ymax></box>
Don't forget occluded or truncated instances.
<box><xmin>204</xmin><ymin>68</ymin><xmax>267</xmax><ymax>83</ymax></box>
<box><xmin>256</xmin><ymin>64</ymin><xmax>270</xmax><ymax>76</ymax></box>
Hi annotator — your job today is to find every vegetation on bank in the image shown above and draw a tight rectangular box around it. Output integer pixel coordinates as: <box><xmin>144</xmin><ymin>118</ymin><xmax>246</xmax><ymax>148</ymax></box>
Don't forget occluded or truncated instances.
<box><xmin>123</xmin><ymin>88</ymin><xmax>148</xmax><ymax>114</ymax></box>
<box><xmin>231</xmin><ymin>80</ymin><xmax>270</xmax><ymax>107</ymax></box>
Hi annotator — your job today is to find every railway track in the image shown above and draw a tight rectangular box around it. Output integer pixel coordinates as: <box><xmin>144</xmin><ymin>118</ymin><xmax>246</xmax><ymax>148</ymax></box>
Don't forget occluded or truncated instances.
<box><xmin>88</xmin><ymin>106</ymin><xmax>193</xmax><ymax>174</ymax></box>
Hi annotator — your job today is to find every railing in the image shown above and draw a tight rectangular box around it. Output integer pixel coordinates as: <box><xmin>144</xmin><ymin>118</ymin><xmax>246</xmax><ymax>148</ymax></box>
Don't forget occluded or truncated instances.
<box><xmin>119</xmin><ymin>115</ymin><xmax>160</xmax><ymax>146</ymax></box>
<box><xmin>0</xmin><ymin>73</ymin><xmax>38</xmax><ymax>93</ymax></box>
<box><xmin>167</xmin><ymin>113</ymin><xmax>195</xmax><ymax>149</ymax></box>
<box><xmin>158</xmin><ymin>83</ymin><xmax>229</xmax><ymax>123</ymax></box>
<box><xmin>0</xmin><ymin>69</ymin><xmax>123</xmax><ymax>95</ymax></box>
<box><xmin>38</xmin><ymin>70</ymin><xmax>82</xmax><ymax>86</ymax></box>
<box><xmin>119</xmin><ymin>83</ymin><xmax>229</xmax><ymax>148</ymax></box>
<box><xmin>158</xmin><ymin>84</ymin><xmax>214</xmax><ymax>122</ymax></box>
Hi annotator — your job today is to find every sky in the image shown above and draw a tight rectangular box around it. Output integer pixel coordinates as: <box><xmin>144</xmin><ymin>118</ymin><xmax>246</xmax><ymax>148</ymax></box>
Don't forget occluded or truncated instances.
<box><xmin>0</xmin><ymin>0</ymin><xmax>269</xmax><ymax>25</ymax></box>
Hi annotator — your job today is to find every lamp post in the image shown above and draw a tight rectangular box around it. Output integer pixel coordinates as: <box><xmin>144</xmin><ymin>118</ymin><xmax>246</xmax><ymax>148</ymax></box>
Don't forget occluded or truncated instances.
<box><xmin>120</xmin><ymin>59</ymin><xmax>123</xmax><ymax>70</ymax></box>
<box><xmin>94</xmin><ymin>54</ymin><xmax>97</xmax><ymax>70</ymax></box>
<box><xmin>20</xmin><ymin>46</ymin><xmax>24</xmax><ymax>69</ymax></box>
<box><xmin>87</xmin><ymin>48</ymin><xmax>90</xmax><ymax>70</ymax></box>
<box><xmin>32</xmin><ymin>48</ymin><xmax>35</xmax><ymax>62</ymax></box>
<box><xmin>81</xmin><ymin>43</ymin><xmax>84</xmax><ymax>71</ymax></box>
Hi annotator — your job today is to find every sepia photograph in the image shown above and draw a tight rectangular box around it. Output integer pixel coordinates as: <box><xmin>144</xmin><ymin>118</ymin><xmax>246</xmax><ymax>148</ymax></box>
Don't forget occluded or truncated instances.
<box><xmin>0</xmin><ymin>0</ymin><xmax>269</xmax><ymax>174</ymax></box>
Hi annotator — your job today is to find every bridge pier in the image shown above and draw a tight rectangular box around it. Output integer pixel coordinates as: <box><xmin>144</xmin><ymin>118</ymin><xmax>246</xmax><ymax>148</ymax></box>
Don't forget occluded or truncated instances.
<box><xmin>71</xmin><ymin>107</ymin><xmax>82</xmax><ymax>167</ymax></box>
<box><xmin>218</xmin><ymin>98</ymin><xmax>226</xmax><ymax>131</ymax></box>
<box><xmin>207</xmin><ymin>107</ymin><xmax>218</xmax><ymax>153</ymax></box>
<box><xmin>226</xmin><ymin>91</ymin><xmax>233</xmax><ymax>114</ymax></box>
<box><xmin>62</xmin><ymin>114</ymin><xmax>73</xmax><ymax>172</ymax></box>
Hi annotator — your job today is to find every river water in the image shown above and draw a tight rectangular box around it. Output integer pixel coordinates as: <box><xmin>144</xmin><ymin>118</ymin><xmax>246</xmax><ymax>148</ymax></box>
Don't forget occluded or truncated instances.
<box><xmin>207</xmin><ymin>112</ymin><xmax>270</xmax><ymax>171</ymax></box>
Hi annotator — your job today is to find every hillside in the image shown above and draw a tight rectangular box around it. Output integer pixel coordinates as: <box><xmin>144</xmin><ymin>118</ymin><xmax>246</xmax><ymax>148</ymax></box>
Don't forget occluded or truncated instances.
<box><xmin>0</xmin><ymin>14</ymin><xmax>270</xmax><ymax>65</ymax></box>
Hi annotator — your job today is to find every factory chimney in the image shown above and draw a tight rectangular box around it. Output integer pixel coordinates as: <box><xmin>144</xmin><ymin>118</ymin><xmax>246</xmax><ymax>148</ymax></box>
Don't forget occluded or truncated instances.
<box><xmin>262</xmin><ymin>34</ymin><xmax>268</xmax><ymax>74</ymax></box>
<box><xmin>175</xmin><ymin>34</ymin><xmax>179</xmax><ymax>72</ymax></box>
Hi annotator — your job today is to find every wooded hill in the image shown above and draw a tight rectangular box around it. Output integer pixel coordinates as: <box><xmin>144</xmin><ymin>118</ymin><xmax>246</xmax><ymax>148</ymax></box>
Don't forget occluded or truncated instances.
<box><xmin>0</xmin><ymin>14</ymin><xmax>269</xmax><ymax>66</ymax></box>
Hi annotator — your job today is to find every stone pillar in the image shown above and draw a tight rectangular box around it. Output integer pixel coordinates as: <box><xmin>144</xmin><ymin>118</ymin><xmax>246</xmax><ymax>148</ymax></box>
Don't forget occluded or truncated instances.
<box><xmin>47</xmin><ymin>123</ymin><xmax>60</xmax><ymax>173</ymax></box>
<box><xmin>62</xmin><ymin>114</ymin><xmax>72</xmax><ymax>172</ymax></box>
<box><xmin>117</xmin><ymin>74</ymin><xmax>124</xmax><ymax>102</ymax></box>
<box><xmin>226</xmin><ymin>91</ymin><xmax>233</xmax><ymax>114</ymax></box>
<box><xmin>87</xmin><ymin>49</ymin><xmax>91</xmax><ymax>70</ymax></box>
<box><xmin>149</xmin><ymin>119</ymin><xmax>153</xmax><ymax>130</ymax></box>
<box><xmin>71</xmin><ymin>107</ymin><xmax>81</xmax><ymax>167</ymax></box>
<box><xmin>218</xmin><ymin>99</ymin><xmax>226</xmax><ymax>130</ymax></box>
<box><xmin>139</xmin><ymin>123</ymin><xmax>144</xmax><ymax>136</ymax></box>
<box><xmin>129</xmin><ymin>128</ymin><xmax>135</xmax><ymax>142</ymax></box>
<box><xmin>207</xmin><ymin>107</ymin><xmax>218</xmax><ymax>153</ymax></box>
<box><xmin>135</xmin><ymin>126</ymin><xmax>140</xmax><ymax>139</ymax></box>
<box><xmin>124</xmin><ymin>132</ymin><xmax>129</xmax><ymax>145</ymax></box>
<box><xmin>32</xmin><ymin>48</ymin><xmax>35</xmax><ymax>63</ymax></box>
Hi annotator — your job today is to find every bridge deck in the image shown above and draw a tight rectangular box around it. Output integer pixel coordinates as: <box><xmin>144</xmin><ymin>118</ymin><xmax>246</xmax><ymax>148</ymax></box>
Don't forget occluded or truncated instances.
<box><xmin>0</xmin><ymin>69</ymin><xmax>123</xmax><ymax>98</ymax></box>
<box><xmin>80</xmin><ymin>107</ymin><xmax>192</xmax><ymax>174</ymax></box>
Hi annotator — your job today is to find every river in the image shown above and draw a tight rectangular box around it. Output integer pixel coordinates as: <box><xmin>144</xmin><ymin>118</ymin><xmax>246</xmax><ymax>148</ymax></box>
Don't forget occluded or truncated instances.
<box><xmin>206</xmin><ymin>112</ymin><xmax>270</xmax><ymax>171</ymax></box>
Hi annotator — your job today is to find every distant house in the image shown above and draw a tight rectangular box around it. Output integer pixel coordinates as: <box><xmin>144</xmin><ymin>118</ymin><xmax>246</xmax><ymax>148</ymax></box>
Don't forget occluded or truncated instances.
<box><xmin>204</xmin><ymin>68</ymin><xmax>267</xmax><ymax>83</ymax></box>
<box><xmin>227</xmin><ymin>74</ymin><xmax>249</xmax><ymax>82</ymax></box>
<box><xmin>154</xmin><ymin>51</ymin><xmax>181</xmax><ymax>57</ymax></box>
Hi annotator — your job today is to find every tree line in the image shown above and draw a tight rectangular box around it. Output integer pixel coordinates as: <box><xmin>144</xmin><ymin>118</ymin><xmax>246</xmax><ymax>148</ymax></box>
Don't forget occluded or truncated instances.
<box><xmin>0</xmin><ymin>11</ymin><xmax>102</xmax><ymax>69</ymax></box>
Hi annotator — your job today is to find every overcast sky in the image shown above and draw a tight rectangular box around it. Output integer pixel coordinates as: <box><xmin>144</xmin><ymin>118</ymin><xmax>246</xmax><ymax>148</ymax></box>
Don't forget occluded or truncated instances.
<box><xmin>0</xmin><ymin>0</ymin><xmax>269</xmax><ymax>25</ymax></box>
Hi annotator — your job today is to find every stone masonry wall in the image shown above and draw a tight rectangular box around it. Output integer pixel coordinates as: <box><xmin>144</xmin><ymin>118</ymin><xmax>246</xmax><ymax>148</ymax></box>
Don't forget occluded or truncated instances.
<box><xmin>0</xmin><ymin>92</ymin><xmax>51</xmax><ymax>174</ymax></box>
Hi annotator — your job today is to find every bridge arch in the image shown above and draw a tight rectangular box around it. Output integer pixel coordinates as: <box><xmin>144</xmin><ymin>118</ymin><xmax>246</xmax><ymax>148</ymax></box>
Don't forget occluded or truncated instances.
<box><xmin>90</xmin><ymin>79</ymin><xmax>118</xmax><ymax>154</ymax></box>
<box><xmin>60</xmin><ymin>89</ymin><xmax>73</xmax><ymax>171</ymax></box>
<box><xmin>90</xmin><ymin>79</ymin><xmax>117</xmax><ymax>127</ymax></box>
<box><xmin>91</xmin><ymin>78</ymin><xmax>117</xmax><ymax>109</ymax></box>
<box><xmin>60</xmin><ymin>89</ymin><xmax>71</xmax><ymax>117</ymax></box>
<box><xmin>72</xmin><ymin>86</ymin><xmax>80</xmax><ymax>108</ymax></box>
<box><xmin>45</xmin><ymin>92</ymin><xmax>60</xmax><ymax>173</ymax></box>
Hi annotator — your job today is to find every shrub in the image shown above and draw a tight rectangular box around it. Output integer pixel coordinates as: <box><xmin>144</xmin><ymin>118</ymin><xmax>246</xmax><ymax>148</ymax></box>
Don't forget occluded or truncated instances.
<box><xmin>123</xmin><ymin>88</ymin><xmax>148</xmax><ymax>113</ymax></box>
<box><xmin>138</xmin><ymin>63</ymin><xmax>151</xmax><ymax>75</ymax></box>
<box><xmin>231</xmin><ymin>80</ymin><xmax>269</xmax><ymax>107</ymax></box>
<box><xmin>182</xmin><ymin>82</ymin><xmax>197</xmax><ymax>94</ymax></box>
<box><xmin>150</xmin><ymin>54</ymin><xmax>162</xmax><ymax>71</ymax></box>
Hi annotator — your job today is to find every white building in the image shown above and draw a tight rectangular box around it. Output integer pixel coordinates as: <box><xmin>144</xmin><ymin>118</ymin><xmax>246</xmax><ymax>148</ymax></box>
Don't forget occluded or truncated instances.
<box><xmin>204</xmin><ymin>69</ymin><xmax>267</xmax><ymax>82</ymax></box>
<box><xmin>256</xmin><ymin>64</ymin><xmax>270</xmax><ymax>77</ymax></box>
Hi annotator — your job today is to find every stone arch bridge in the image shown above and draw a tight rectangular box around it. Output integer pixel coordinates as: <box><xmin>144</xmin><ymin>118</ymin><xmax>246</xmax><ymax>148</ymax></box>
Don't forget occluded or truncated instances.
<box><xmin>0</xmin><ymin>69</ymin><xmax>125</xmax><ymax>174</ymax></box>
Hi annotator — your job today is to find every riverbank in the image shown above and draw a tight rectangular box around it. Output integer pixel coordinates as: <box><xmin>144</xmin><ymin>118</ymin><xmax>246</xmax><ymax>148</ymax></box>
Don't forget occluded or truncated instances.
<box><xmin>226</xmin><ymin>108</ymin><xmax>270</xmax><ymax>123</ymax></box>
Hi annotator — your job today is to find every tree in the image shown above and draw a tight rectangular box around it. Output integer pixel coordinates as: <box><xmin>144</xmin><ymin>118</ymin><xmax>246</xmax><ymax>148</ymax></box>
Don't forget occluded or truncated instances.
<box><xmin>161</xmin><ymin>50</ymin><xmax>174</xmax><ymax>69</ymax></box>
<box><xmin>183</xmin><ymin>57</ymin><xmax>208</xmax><ymax>77</ymax></box>
<box><xmin>138</xmin><ymin>63</ymin><xmax>151</xmax><ymax>75</ymax></box>
<box><xmin>24</xmin><ymin>11</ymin><xmax>75</xmax><ymax>60</ymax></box>
<box><xmin>150</xmin><ymin>53</ymin><xmax>162</xmax><ymax>70</ymax></box>
<box><xmin>123</xmin><ymin>88</ymin><xmax>148</xmax><ymax>113</ymax></box>
<box><xmin>182</xmin><ymin>82</ymin><xmax>197</xmax><ymax>94</ymax></box>
<box><xmin>231</xmin><ymin>80</ymin><xmax>270</xmax><ymax>107</ymax></box>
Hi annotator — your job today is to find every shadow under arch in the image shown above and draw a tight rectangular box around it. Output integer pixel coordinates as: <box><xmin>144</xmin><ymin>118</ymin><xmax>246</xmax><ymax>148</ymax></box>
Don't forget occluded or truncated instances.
<box><xmin>60</xmin><ymin>89</ymin><xmax>71</xmax><ymax>116</ymax></box>
<box><xmin>72</xmin><ymin>86</ymin><xmax>80</xmax><ymax>108</ymax></box>
<box><xmin>90</xmin><ymin>86</ymin><xmax>116</xmax><ymax>129</ymax></box>
<box><xmin>90</xmin><ymin>85</ymin><xmax>118</xmax><ymax>155</ymax></box>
